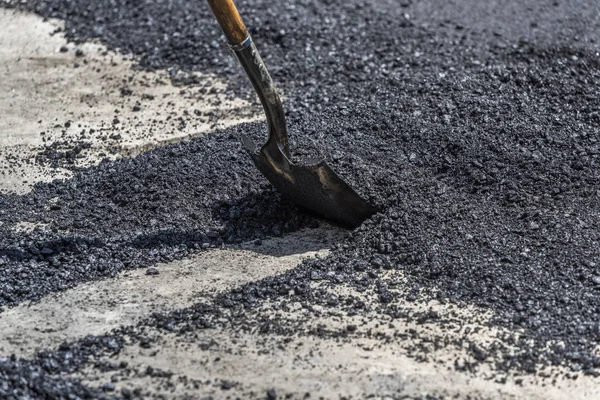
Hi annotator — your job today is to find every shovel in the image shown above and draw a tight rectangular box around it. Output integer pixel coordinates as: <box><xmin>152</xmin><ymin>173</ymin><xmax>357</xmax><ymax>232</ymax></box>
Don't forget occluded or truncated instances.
<box><xmin>207</xmin><ymin>0</ymin><xmax>376</xmax><ymax>227</ymax></box>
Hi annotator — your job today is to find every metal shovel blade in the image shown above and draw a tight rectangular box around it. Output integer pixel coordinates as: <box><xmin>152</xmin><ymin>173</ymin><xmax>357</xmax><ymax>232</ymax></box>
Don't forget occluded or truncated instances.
<box><xmin>241</xmin><ymin>135</ymin><xmax>377</xmax><ymax>227</ymax></box>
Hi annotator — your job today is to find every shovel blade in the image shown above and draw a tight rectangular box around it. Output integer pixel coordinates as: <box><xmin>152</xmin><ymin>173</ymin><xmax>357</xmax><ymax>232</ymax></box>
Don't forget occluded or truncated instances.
<box><xmin>242</xmin><ymin>136</ymin><xmax>377</xmax><ymax>227</ymax></box>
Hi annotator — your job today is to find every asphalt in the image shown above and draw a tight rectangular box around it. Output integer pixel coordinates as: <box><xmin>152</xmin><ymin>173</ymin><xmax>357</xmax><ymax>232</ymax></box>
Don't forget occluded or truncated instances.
<box><xmin>1</xmin><ymin>0</ymin><xmax>600</xmax><ymax>398</ymax></box>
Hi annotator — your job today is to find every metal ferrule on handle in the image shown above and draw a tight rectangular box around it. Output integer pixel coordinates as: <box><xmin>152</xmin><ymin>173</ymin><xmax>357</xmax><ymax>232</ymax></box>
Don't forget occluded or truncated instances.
<box><xmin>229</xmin><ymin>36</ymin><xmax>290</xmax><ymax>158</ymax></box>
<box><xmin>206</xmin><ymin>0</ymin><xmax>289</xmax><ymax>158</ymax></box>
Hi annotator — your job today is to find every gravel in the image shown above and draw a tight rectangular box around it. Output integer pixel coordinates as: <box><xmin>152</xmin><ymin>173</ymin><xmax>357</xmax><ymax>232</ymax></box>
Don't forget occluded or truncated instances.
<box><xmin>1</xmin><ymin>0</ymin><xmax>600</xmax><ymax>397</ymax></box>
<box><xmin>0</xmin><ymin>129</ymin><xmax>313</xmax><ymax>308</ymax></box>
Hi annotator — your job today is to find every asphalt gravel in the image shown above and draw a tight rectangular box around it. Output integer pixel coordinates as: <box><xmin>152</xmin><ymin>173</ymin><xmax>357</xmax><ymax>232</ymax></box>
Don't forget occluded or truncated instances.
<box><xmin>2</xmin><ymin>0</ymin><xmax>600</xmax><ymax>397</ymax></box>
<box><xmin>0</xmin><ymin>130</ymin><xmax>314</xmax><ymax>308</ymax></box>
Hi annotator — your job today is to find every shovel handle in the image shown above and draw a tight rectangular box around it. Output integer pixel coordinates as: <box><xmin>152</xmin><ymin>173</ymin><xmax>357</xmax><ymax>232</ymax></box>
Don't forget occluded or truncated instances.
<box><xmin>207</xmin><ymin>0</ymin><xmax>249</xmax><ymax>45</ymax></box>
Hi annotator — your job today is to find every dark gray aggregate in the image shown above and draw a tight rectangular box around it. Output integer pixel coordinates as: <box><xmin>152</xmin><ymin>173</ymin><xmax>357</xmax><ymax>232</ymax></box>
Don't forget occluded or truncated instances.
<box><xmin>1</xmin><ymin>0</ymin><xmax>600</xmax><ymax>397</ymax></box>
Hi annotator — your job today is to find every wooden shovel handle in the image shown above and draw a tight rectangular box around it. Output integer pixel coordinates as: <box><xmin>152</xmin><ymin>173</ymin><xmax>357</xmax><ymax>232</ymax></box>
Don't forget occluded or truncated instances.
<box><xmin>206</xmin><ymin>0</ymin><xmax>249</xmax><ymax>45</ymax></box>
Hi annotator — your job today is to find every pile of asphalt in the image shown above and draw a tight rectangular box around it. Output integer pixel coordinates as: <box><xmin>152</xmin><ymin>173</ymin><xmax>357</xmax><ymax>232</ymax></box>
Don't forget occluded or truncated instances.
<box><xmin>2</xmin><ymin>0</ymin><xmax>600</xmax><ymax>396</ymax></box>
<box><xmin>0</xmin><ymin>356</ymin><xmax>106</xmax><ymax>400</ymax></box>
<box><xmin>0</xmin><ymin>128</ymin><xmax>315</xmax><ymax>307</ymax></box>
